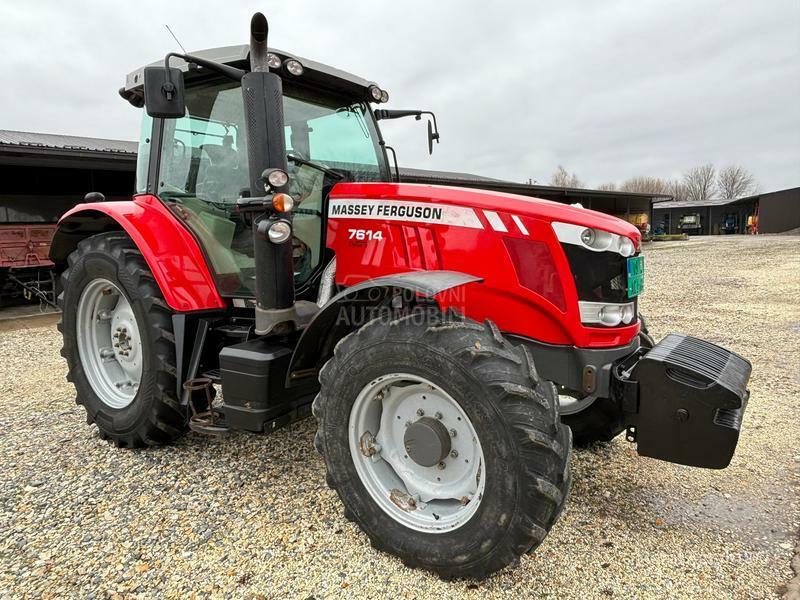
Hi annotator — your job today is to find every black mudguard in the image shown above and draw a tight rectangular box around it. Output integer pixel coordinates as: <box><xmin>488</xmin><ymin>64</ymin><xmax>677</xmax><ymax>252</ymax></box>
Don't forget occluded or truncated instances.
<box><xmin>286</xmin><ymin>270</ymin><xmax>482</xmax><ymax>385</ymax></box>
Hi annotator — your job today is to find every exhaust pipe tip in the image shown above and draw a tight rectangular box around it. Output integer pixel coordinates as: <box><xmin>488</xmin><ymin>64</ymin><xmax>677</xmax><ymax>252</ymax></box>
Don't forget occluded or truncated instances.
<box><xmin>249</xmin><ymin>12</ymin><xmax>269</xmax><ymax>71</ymax></box>
<box><xmin>250</xmin><ymin>12</ymin><xmax>268</xmax><ymax>43</ymax></box>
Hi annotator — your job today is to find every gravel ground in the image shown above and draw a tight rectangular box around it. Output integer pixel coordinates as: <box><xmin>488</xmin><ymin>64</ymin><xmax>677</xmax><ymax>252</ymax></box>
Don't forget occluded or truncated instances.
<box><xmin>1</xmin><ymin>235</ymin><xmax>798</xmax><ymax>599</ymax></box>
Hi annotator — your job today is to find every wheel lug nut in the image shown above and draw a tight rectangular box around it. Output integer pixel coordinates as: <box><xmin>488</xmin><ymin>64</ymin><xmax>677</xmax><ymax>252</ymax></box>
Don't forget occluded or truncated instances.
<box><xmin>434</xmin><ymin>412</ymin><xmax>443</xmax><ymax>420</ymax></box>
<box><xmin>416</xmin><ymin>409</ymin><xmax>424</xmax><ymax>416</ymax></box>
<box><xmin>450</xmin><ymin>450</ymin><xmax>459</xmax><ymax>458</ymax></box>
<box><xmin>449</xmin><ymin>429</ymin><xmax>457</xmax><ymax>437</ymax></box>
<box><xmin>437</xmin><ymin>462</ymin><xmax>446</xmax><ymax>470</ymax></box>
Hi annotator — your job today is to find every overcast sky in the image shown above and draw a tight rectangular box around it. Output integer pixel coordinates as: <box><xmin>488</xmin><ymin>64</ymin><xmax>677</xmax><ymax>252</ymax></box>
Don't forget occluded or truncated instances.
<box><xmin>1</xmin><ymin>0</ymin><xmax>798</xmax><ymax>190</ymax></box>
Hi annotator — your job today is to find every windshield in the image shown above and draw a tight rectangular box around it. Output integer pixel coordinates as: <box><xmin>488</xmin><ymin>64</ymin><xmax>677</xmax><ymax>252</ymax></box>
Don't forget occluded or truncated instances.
<box><xmin>283</xmin><ymin>94</ymin><xmax>385</xmax><ymax>182</ymax></box>
<box><xmin>152</xmin><ymin>79</ymin><xmax>387</xmax><ymax>297</ymax></box>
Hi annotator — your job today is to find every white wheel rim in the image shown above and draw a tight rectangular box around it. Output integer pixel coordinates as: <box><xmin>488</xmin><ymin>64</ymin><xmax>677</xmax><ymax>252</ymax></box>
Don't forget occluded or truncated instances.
<box><xmin>348</xmin><ymin>373</ymin><xmax>486</xmax><ymax>533</ymax></box>
<box><xmin>76</xmin><ymin>278</ymin><xmax>143</xmax><ymax>409</ymax></box>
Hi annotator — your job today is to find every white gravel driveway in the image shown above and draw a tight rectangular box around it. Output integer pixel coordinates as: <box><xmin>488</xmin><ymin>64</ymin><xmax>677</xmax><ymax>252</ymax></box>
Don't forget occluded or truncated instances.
<box><xmin>1</xmin><ymin>235</ymin><xmax>798</xmax><ymax>598</ymax></box>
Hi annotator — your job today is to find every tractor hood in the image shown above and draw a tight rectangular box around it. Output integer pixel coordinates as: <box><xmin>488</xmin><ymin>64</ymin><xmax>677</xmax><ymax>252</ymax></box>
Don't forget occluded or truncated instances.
<box><xmin>328</xmin><ymin>181</ymin><xmax>642</xmax><ymax>243</ymax></box>
<box><xmin>326</xmin><ymin>181</ymin><xmax>644</xmax><ymax>348</ymax></box>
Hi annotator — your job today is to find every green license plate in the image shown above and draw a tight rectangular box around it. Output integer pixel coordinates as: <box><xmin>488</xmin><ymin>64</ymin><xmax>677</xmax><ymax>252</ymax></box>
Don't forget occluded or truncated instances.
<box><xmin>627</xmin><ymin>255</ymin><xmax>644</xmax><ymax>298</ymax></box>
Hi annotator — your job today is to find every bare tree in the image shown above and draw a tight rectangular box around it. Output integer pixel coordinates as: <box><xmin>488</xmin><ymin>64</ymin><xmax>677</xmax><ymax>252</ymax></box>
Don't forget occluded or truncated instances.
<box><xmin>666</xmin><ymin>179</ymin><xmax>688</xmax><ymax>203</ymax></box>
<box><xmin>716</xmin><ymin>165</ymin><xmax>758</xmax><ymax>199</ymax></box>
<box><xmin>597</xmin><ymin>182</ymin><xmax>618</xmax><ymax>191</ymax></box>
<box><xmin>683</xmin><ymin>164</ymin><xmax>716</xmax><ymax>202</ymax></box>
<box><xmin>550</xmin><ymin>165</ymin><xmax>583</xmax><ymax>188</ymax></box>
<box><xmin>618</xmin><ymin>176</ymin><xmax>670</xmax><ymax>195</ymax></box>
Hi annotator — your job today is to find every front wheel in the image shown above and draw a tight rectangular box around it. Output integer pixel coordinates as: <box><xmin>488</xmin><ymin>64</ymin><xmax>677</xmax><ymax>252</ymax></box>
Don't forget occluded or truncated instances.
<box><xmin>313</xmin><ymin>312</ymin><xmax>571</xmax><ymax>579</ymax></box>
<box><xmin>58</xmin><ymin>232</ymin><xmax>187</xmax><ymax>447</ymax></box>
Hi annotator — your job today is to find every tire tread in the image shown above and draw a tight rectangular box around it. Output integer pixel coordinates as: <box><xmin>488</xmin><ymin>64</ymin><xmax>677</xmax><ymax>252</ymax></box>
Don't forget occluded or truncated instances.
<box><xmin>314</xmin><ymin>312</ymin><xmax>571</xmax><ymax>579</ymax></box>
<box><xmin>59</xmin><ymin>232</ymin><xmax>186</xmax><ymax>448</ymax></box>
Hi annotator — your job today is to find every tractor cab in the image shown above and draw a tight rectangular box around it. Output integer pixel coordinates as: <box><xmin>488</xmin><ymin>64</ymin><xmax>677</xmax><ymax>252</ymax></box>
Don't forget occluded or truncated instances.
<box><xmin>122</xmin><ymin>44</ymin><xmax>391</xmax><ymax>303</ymax></box>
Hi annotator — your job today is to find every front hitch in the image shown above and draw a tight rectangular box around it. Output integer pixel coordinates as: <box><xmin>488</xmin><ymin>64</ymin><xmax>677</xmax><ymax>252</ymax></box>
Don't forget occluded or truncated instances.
<box><xmin>614</xmin><ymin>333</ymin><xmax>751</xmax><ymax>469</ymax></box>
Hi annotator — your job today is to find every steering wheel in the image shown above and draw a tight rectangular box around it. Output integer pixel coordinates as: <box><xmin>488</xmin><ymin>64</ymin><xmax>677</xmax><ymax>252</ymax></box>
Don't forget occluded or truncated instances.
<box><xmin>287</xmin><ymin>149</ymin><xmax>307</xmax><ymax>161</ymax></box>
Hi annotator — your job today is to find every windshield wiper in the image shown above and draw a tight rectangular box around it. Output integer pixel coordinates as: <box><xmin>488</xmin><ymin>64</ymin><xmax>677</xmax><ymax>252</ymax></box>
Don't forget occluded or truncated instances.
<box><xmin>287</xmin><ymin>153</ymin><xmax>344</xmax><ymax>180</ymax></box>
<box><xmin>336</xmin><ymin>106</ymin><xmax>370</xmax><ymax>139</ymax></box>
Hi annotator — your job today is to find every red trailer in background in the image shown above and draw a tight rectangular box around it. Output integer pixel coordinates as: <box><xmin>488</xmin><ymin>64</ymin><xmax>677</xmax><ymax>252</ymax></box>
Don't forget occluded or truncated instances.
<box><xmin>0</xmin><ymin>224</ymin><xmax>57</xmax><ymax>306</ymax></box>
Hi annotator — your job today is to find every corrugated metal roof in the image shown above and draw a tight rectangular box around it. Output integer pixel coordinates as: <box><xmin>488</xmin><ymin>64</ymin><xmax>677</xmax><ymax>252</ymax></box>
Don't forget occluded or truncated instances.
<box><xmin>0</xmin><ymin>130</ymin><xmax>137</xmax><ymax>155</ymax></box>
<box><xmin>652</xmin><ymin>197</ymin><xmax>742</xmax><ymax>210</ymax></box>
<box><xmin>398</xmin><ymin>167</ymin><xmax>503</xmax><ymax>184</ymax></box>
<box><xmin>399</xmin><ymin>167</ymin><xmax>669</xmax><ymax>200</ymax></box>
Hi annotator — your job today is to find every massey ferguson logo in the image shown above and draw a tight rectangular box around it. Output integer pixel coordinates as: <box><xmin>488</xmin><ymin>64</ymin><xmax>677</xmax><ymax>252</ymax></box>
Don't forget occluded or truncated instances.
<box><xmin>328</xmin><ymin>199</ymin><xmax>484</xmax><ymax>229</ymax></box>
<box><xmin>330</xmin><ymin>202</ymin><xmax>444</xmax><ymax>220</ymax></box>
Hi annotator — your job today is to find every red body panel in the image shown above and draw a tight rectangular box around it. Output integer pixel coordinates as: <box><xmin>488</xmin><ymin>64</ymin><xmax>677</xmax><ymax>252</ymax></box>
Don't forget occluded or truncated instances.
<box><xmin>327</xmin><ymin>182</ymin><xmax>642</xmax><ymax>348</ymax></box>
<box><xmin>58</xmin><ymin>195</ymin><xmax>225</xmax><ymax>312</ymax></box>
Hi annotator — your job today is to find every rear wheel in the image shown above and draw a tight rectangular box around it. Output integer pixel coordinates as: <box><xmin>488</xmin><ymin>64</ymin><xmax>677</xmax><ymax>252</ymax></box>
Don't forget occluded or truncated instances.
<box><xmin>58</xmin><ymin>232</ymin><xmax>187</xmax><ymax>447</ymax></box>
<box><xmin>313</xmin><ymin>311</ymin><xmax>571</xmax><ymax>579</ymax></box>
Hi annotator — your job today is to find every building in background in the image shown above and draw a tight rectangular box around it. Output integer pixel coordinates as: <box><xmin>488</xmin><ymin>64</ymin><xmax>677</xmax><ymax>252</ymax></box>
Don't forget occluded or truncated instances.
<box><xmin>0</xmin><ymin>131</ymin><xmax>135</xmax><ymax>304</ymax></box>
<box><xmin>652</xmin><ymin>187</ymin><xmax>800</xmax><ymax>235</ymax></box>
<box><xmin>0</xmin><ymin>130</ymin><xmax>136</xmax><ymax>223</ymax></box>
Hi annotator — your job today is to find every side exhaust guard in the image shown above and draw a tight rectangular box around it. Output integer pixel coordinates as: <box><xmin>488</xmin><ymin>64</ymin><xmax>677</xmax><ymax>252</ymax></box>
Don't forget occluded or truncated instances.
<box><xmin>615</xmin><ymin>334</ymin><xmax>751</xmax><ymax>469</ymax></box>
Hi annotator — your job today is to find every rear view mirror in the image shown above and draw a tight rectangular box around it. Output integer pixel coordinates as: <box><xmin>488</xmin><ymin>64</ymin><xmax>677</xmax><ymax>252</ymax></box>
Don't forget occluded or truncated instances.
<box><xmin>427</xmin><ymin>120</ymin><xmax>438</xmax><ymax>154</ymax></box>
<box><xmin>143</xmin><ymin>66</ymin><xmax>186</xmax><ymax>119</ymax></box>
<box><xmin>373</xmin><ymin>108</ymin><xmax>441</xmax><ymax>155</ymax></box>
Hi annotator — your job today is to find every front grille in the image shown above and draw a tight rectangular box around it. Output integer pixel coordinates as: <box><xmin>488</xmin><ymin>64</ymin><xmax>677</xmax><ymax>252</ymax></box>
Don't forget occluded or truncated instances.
<box><xmin>561</xmin><ymin>244</ymin><xmax>634</xmax><ymax>304</ymax></box>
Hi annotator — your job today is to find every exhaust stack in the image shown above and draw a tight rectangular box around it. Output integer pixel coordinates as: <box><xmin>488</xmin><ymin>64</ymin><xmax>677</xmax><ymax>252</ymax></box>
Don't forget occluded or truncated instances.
<box><xmin>242</xmin><ymin>12</ymin><xmax>295</xmax><ymax>335</ymax></box>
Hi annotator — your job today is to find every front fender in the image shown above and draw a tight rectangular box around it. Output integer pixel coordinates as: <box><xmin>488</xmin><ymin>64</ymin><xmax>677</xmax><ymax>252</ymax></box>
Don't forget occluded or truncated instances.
<box><xmin>287</xmin><ymin>270</ymin><xmax>482</xmax><ymax>384</ymax></box>
<box><xmin>50</xmin><ymin>194</ymin><xmax>225</xmax><ymax>312</ymax></box>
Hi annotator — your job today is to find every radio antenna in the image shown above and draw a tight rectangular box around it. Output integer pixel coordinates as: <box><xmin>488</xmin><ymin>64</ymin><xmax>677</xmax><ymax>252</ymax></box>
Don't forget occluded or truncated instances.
<box><xmin>164</xmin><ymin>24</ymin><xmax>187</xmax><ymax>54</ymax></box>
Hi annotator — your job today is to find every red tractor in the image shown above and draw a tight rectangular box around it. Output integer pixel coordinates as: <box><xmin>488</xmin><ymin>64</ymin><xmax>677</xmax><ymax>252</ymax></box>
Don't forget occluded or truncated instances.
<box><xmin>50</xmin><ymin>14</ymin><xmax>751</xmax><ymax>579</ymax></box>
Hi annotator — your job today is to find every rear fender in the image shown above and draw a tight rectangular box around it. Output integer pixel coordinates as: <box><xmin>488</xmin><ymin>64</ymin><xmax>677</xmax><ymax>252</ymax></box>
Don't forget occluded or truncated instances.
<box><xmin>49</xmin><ymin>195</ymin><xmax>225</xmax><ymax>312</ymax></box>
<box><xmin>287</xmin><ymin>270</ymin><xmax>482</xmax><ymax>385</ymax></box>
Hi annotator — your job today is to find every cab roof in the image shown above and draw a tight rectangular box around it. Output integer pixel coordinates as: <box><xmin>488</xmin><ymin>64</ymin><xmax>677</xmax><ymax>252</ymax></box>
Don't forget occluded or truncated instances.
<box><xmin>122</xmin><ymin>45</ymin><xmax>383</xmax><ymax>107</ymax></box>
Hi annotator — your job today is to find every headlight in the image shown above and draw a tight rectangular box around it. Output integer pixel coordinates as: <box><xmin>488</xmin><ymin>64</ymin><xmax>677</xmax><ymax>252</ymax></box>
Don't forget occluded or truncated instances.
<box><xmin>618</xmin><ymin>237</ymin><xmax>635</xmax><ymax>257</ymax></box>
<box><xmin>552</xmin><ymin>222</ymin><xmax>638</xmax><ymax>258</ymax></box>
<box><xmin>268</xmin><ymin>220</ymin><xmax>292</xmax><ymax>243</ymax></box>
<box><xmin>579</xmin><ymin>301</ymin><xmax>637</xmax><ymax>327</ymax></box>
<box><xmin>598</xmin><ymin>305</ymin><xmax>622</xmax><ymax>326</ymax></box>
<box><xmin>368</xmin><ymin>85</ymin><xmax>382</xmax><ymax>101</ymax></box>
<box><xmin>267</xmin><ymin>53</ymin><xmax>282</xmax><ymax>69</ymax></box>
<box><xmin>264</xmin><ymin>168</ymin><xmax>289</xmax><ymax>189</ymax></box>
<box><xmin>380</xmin><ymin>89</ymin><xmax>389</xmax><ymax>103</ymax></box>
<box><xmin>621</xmin><ymin>303</ymin><xmax>635</xmax><ymax>324</ymax></box>
<box><xmin>285</xmin><ymin>59</ymin><xmax>304</xmax><ymax>76</ymax></box>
